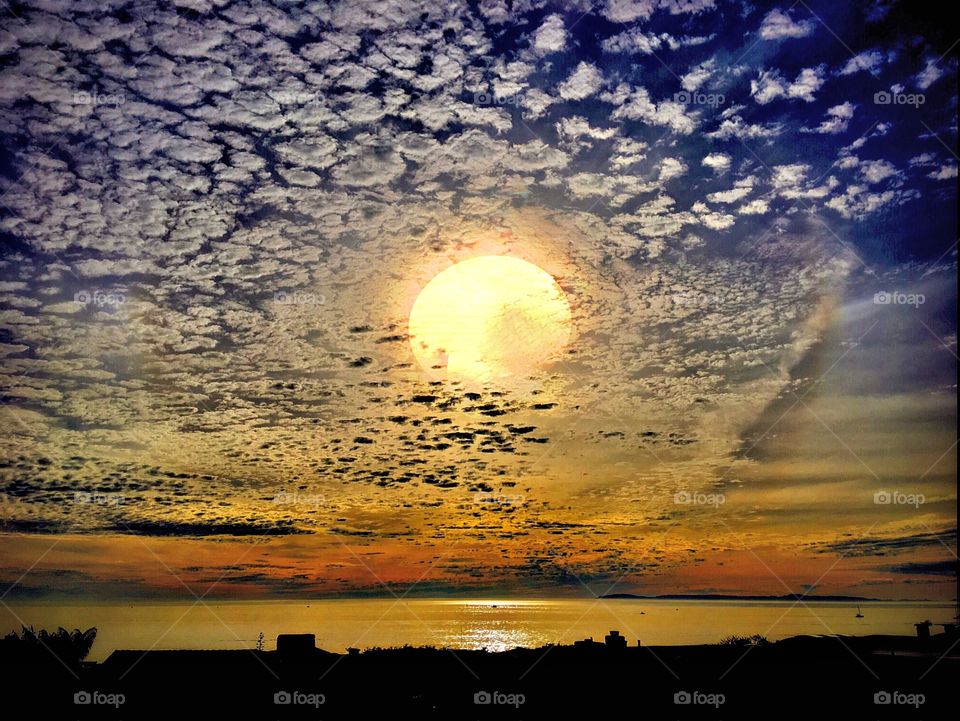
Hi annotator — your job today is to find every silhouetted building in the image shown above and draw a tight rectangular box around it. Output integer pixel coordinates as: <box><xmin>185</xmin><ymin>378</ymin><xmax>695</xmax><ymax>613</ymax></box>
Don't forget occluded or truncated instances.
<box><xmin>573</xmin><ymin>637</ymin><xmax>602</xmax><ymax>649</ymax></box>
<box><xmin>277</xmin><ymin>634</ymin><xmax>316</xmax><ymax>657</ymax></box>
<box><xmin>605</xmin><ymin>630</ymin><xmax>627</xmax><ymax>649</ymax></box>
<box><xmin>915</xmin><ymin>621</ymin><xmax>932</xmax><ymax>640</ymax></box>
<box><xmin>938</xmin><ymin>623</ymin><xmax>959</xmax><ymax>638</ymax></box>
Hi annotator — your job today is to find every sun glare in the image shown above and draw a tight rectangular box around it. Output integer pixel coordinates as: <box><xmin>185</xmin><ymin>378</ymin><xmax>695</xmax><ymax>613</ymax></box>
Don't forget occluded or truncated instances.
<box><xmin>408</xmin><ymin>256</ymin><xmax>572</xmax><ymax>381</ymax></box>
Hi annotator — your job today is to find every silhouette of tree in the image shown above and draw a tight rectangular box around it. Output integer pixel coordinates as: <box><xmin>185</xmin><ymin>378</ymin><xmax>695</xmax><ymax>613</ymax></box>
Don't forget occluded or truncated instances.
<box><xmin>0</xmin><ymin>626</ymin><xmax>97</xmax><ymax>664</ymax></box>
<box><xmin>718</xmin><ymin>633</ymin><xmax>768</xmax><ymax>647</ymax></box>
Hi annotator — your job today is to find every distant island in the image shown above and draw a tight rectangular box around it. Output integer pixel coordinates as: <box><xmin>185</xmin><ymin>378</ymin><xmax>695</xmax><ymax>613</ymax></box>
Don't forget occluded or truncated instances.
<box><xmin>600</xmin><ymin>593</ymin><xmax>881</xmax><ymax>601</ymax></box>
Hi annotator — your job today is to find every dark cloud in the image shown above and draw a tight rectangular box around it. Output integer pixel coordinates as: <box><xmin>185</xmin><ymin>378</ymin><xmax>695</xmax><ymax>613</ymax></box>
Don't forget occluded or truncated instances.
<box><xmin>885</xmin><ymin>560</ymin><xmax>958</xmax><ymax>576</ymax></box>
<box><xmin>815</xmin><ymin>529</ymin><xmax>957</xmax><ymax>557</ymax></box>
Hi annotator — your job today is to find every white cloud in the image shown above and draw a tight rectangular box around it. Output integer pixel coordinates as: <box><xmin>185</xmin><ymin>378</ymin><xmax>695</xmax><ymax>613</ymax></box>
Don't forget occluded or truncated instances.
<box><xmin>915</xmin><ymin>58</ymin><xmax>944</xmax><ymax>90</ymax></box>
<box><xmin>602</xmin><ymin>0</ymin><xmax>658</xmax><ymax>22</ymax></box>
<box><xmin>702</xmin><ymin>153</ymin><xmax>731</xmax><ymax>173</ymax></box>
<box><xmin>556</xmin><ymin>116</ymin><xmax>618</xmax><ymax>142</ymax></box>
<box><xmin>532</xmin><ymin>14</ymin><xmax>566</xmax><ymax>55</ymax></box>
<box><xmin>788</xmin><ymin>67</ymin><xmax>826</xmax><ymax>102</ymax></box>
<box><xmin>859</xmin><ymin>159</ymin><xmax>898</xmax><ymax>184</ymax></box>
<box><xmin>802</xmin><ymin>102</ymin><xmax>855</xmax><ymax>135</ymax></box>
<box><xmin>751</xmin><ymin>67</ymin><xmax>825</xmax><ymax>104</ymax></box>
<box><xmin>609</xmin><ymin>85</ymin><xmax>698</xmax><ymax>134</ymax></box>
<box><xmin>839</xmin><ymin>50</ymin><xmax>885</xmax><ymax>76</ymax></box>
<box><xmin>681</xmin><ymin>58</ymin><xmax>716</xmax><ymax>92</ymax></box>
<box><xmin>602</xmin><ymin>29</ymin><xmax>712</xmax><ymax>55</ymax></box>
<box><xmin>737</xmin><ymin>199</ymin><xmax>769</xmax><ymax>215</ymax></box>
<box><xmin>558</xmin><ymin>62</ymin><xmax>605</xmax><ymax>101</ymax></box>
<box><xmin>609</xmin><ymin>138</ymin><xmax>648</xmax><ymax>169</ymax></box>
<box><xmin>707</xmin><ymin>180</ymin><xmax>752</xmax><ymax>203</ymax></box>
<box><xmin>772</xmin><ymin>163</ymin><xmax>810</xmax><ymax>188</ymax></box>
<box><xmin>692</xmin><ymin>201</ymin><xmax>736</xmax><ymax>230</ymax></box>
<box><xmin>825</xmin><ymin>186</ymin><xmax>920</xmax><ymax>219</ymax></box>
<box><xmin>706</xmin><ymin>115</ymin><xmax>782</xmax><ymax>140</ymax></box>
<box><xmin>928</xmin><ymin>163</ymin><xmax>957</xmax><ymax>180</ymax></box>
<box><xmin>519</xmin><ymin>89</ymin><xmax>556</xmax><ymax>120</ymax></box>
<box><xmin>601</xmin><ymin>0</ymin><xmax>715</xmax><ymax>23</ymax></box>
<box><xmin>908</xmin><ymin>153</ymin><xmax>937</xmax><ymax>167</ymax></box>
<box><xmin>759</xmin><ymin>8</ymin><xmax>815</xmax><ymax>40</ymax></box>
<box><xmin>658</xmin><ymin>156</ymin><xmax>688</xmax><ymax>181</ymax></box>
<box><xmin>910</xmin><ymin>153</ymin><xmax>955</xmax><ymax>180</ymax></box>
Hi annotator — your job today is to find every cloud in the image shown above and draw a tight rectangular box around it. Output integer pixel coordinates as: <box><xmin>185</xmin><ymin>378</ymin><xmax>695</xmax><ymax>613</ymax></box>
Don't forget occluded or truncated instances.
<box><xmin>858</xmin><ymin>158</ymin><xmax>899</xmax><ymax>184</ymax></box>
<box><xmin>759</xmin><ymin>8</ymin><xmax>815</xmax><ymax>40</ymax></box>
<box><xmin>839</xmin><ymin>49</ymin><xmax>886</xmax><ymax>76</ymax></box>
<box><xmin>602</xmin><ymin>0</ymin><xmax>716</xmax><ymax>23</ymax></box>
<box><xmin>532</xmin><ymin>13</ymin><xmax>566</xmax><ymax>55</ymax></box>
<box><xmin>690</xmin><ymin>201</ymin><xmax>735</xmax><ymax>230</ymax></box>
<box><xmin>885</xmin><ymin>560</ymin><xmax>957</xmax><ymax>576</ymax></box>
<box><xmin>817</xmin><ymin>529</ymin><xmax>957</xmax><ymax>557</ymax></box>
<box><xmin>736</xmin><ymin>199</ymin><xmax>769</xmax><ymax>215</ymax></box>
<box><xmin>915</xmin><ymin>58</ymin><xmax>945</xmax><ymax>90</ymax></box>
<box><xmin>824</xmin><ymin>185</ymin><xmax>919</xmax><ymax>219</ymax></box>
<box><xmin>927</xmin><ymin>162</ymin><xmax>958</xmax><ymax>180</ymax></box>
<box><xmin>802</xmin><ymin>102</ymin><xmax>855</xmax><ymax>134</ymax></box>
<box><xmin>558</xmin><ymin>61</ymin><xmax>605</xmax><ymax>101</ymax></box>
<box><xmin>602</xmin><ymin>29</ymin><xmax>712</xmax><ymax>55</ymax></box>
<box><xmin>681</xmin><ymin>58</ymin><xmax>716</xmax><ymax>92</ymax></box>
<box><xmin>658</xmin><ymin>156</ymin><xmax>688</xmax><ymax>181</ymax></box>
<box><xmin>751</xmin><ymin>66</ymin><xmax>825</xmax><ymax>104</ymax></box>
<box><xmin>702</xmin><ymin>152</ymin><xmax>731</xmax><ymax>173</ymax></box>
<box><xmin>706</xmin><ymin>177</ymin><xmax>753</xmax><ymax>203</ymax></box>
<box><xmin>609</xmin><ymin>85</ymin><xmax>698</xmax><ymax>134</ymax></box>
<box><xmin>706</xmin><ymin>114</ymin><xmax>782</xmax><ymax>140</ymax></box>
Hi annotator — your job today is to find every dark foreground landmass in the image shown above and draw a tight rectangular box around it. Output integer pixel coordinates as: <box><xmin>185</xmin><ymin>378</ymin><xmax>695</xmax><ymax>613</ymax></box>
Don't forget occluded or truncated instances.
<box><xmin>599</xmin><ymin>592</ymin><xmax>881</xmax><ymax>601</ymax></box>
<box><xmin>2</xmin><ymin>632</ymin><xmax>956</xmax><ymax>718</ymax></box>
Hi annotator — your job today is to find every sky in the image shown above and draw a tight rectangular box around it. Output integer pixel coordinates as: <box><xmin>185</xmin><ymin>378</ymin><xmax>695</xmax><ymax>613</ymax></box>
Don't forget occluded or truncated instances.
<box><xmin>0</xmin><ymin>0</ymin><xmax>956</xmax><ymax>602</ymax></box>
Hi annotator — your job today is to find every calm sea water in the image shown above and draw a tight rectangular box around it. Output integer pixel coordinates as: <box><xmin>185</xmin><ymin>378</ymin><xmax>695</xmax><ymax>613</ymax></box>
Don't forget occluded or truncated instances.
<box><xmin>3</xmin><ymin>599</ymin><xmax>953</xmax><ymax>662</ymax></box>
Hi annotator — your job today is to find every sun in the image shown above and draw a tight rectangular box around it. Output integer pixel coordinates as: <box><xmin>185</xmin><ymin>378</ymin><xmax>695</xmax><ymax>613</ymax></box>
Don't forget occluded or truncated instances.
<box><xmin>409</xmin><ymin>256</ymin><xmax>572</xmax><ymax>381</ymax></box>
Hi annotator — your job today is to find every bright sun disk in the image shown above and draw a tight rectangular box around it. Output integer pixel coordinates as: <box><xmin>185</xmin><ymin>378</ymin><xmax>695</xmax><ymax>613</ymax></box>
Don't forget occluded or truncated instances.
<box><xmin>408</xmin><ymin>256</ymin><xmax>572</xmax><ymax>381</ymax></box>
